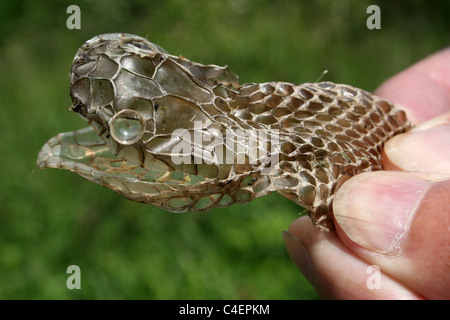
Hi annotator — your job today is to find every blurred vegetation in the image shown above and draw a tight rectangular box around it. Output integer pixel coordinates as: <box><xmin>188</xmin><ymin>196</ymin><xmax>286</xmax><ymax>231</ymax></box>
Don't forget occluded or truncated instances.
<box><xmin>0</xmin><ymin>0</ymin><xmax>448</xmax><ymax>299</ymax></box>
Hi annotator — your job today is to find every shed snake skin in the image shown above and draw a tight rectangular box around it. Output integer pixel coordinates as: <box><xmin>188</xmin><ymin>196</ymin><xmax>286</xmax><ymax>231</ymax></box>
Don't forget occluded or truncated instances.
<box><xmin>37</xmin><ymin>33</ymin><xmax>411</xmax><ymax>231</ymax></box>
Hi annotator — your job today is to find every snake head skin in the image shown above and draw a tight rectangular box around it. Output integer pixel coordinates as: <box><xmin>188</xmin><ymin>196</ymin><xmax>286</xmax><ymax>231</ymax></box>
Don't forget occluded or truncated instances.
<box><xmin>37</xmin><ymin>33</ymin><xmax>411</xmax><ymax>231</ymax></box>
<box><xmin>68</xmin><ymin>33</ymin><xmax>240</xmax><ymax>166</ymax></box>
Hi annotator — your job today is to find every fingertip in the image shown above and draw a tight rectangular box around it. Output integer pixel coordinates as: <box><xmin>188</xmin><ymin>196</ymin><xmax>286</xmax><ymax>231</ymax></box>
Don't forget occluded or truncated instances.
<box><xmin>383</xmin><ymin>124</ymin><xmax>450</xmax><ymax>175</ymax></box>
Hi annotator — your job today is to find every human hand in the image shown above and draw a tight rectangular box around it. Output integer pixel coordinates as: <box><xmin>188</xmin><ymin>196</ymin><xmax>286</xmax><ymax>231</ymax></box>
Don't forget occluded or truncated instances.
<box><xmin>283</xmin><ymin>48</ymin><xmax>450</xmax><ymax>299</ymax></box>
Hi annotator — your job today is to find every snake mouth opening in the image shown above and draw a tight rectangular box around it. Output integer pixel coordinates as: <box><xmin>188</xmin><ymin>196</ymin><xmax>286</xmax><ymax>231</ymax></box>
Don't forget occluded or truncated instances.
<box><xmin>36</xmin><ymin>126</ymin><xmax>214</xmax><ymax>208</ymax></box>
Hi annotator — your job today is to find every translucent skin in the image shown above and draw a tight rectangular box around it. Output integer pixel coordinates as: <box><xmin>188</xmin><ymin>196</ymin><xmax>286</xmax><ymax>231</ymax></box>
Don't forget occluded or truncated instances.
<box><xmin>37</xmin><ymin>33</ymin><xmax>411</xmax><ymax>230</ymax></box>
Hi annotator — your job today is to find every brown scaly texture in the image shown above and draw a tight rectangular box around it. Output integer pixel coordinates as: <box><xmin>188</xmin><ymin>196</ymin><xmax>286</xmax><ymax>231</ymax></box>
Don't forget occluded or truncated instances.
<box><xmin>37</xmin><ymin>33</ymin><xmax>411</xmax><ymax>231</ymax></box>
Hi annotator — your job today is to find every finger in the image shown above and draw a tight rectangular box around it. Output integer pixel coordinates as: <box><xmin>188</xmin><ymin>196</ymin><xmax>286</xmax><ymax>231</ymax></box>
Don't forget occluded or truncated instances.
<box><xmin>283</xmin><ymin>216</ymin><xmax>423</xmax><ymax>299</ymax></box>
<box><xmin>375</xmin><ymin>48</ymin><xmax>450</xmax><ymax>124</ymax></box>
<box><xmin>333</xmin><ymin>171</ymin><xmax>450</xmax><ymax>299</ymax></box>
<box><xmin>382</xmin><ymin>111</ymin><xmax>450</xmax><ymax>175</ymax></box>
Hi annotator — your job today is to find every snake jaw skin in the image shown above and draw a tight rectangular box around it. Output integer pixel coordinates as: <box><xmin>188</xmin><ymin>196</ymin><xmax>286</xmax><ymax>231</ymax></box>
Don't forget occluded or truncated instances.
<box><xmin>37</xmin><ymin>33</ymin><xmax>411</xmax><ymax>231</ymax></box>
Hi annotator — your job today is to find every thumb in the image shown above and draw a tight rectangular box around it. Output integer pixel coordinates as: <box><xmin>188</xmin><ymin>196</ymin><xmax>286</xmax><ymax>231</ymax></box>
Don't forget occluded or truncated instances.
<box><xmin>333</xmin><ymin>172</ymin><xmax>450</xmax><ymax>299</ymax></box>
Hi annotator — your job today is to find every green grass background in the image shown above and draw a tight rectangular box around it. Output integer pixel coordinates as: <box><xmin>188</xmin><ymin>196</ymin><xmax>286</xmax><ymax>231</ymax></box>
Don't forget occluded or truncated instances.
<box><xmin>0</xmin><ymin>0</ymin><xmax>448</xmax><ymax>299</ymax></box>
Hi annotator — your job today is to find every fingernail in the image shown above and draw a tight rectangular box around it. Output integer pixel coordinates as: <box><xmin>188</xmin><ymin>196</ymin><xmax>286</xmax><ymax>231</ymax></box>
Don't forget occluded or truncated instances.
<box><xmin>333</xmin><ymin>172</ymin><xmax>432</xmax><ymax>254</ymax></box>
<box><xmin>282</xmin><ymin>231</ymin><xmax>313</xmax><ymax>281</ymax></box>
<box><xmin>385</xmin><ymin>125</ymin><xmax>450</xmax><ymax>174</ymax></box>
